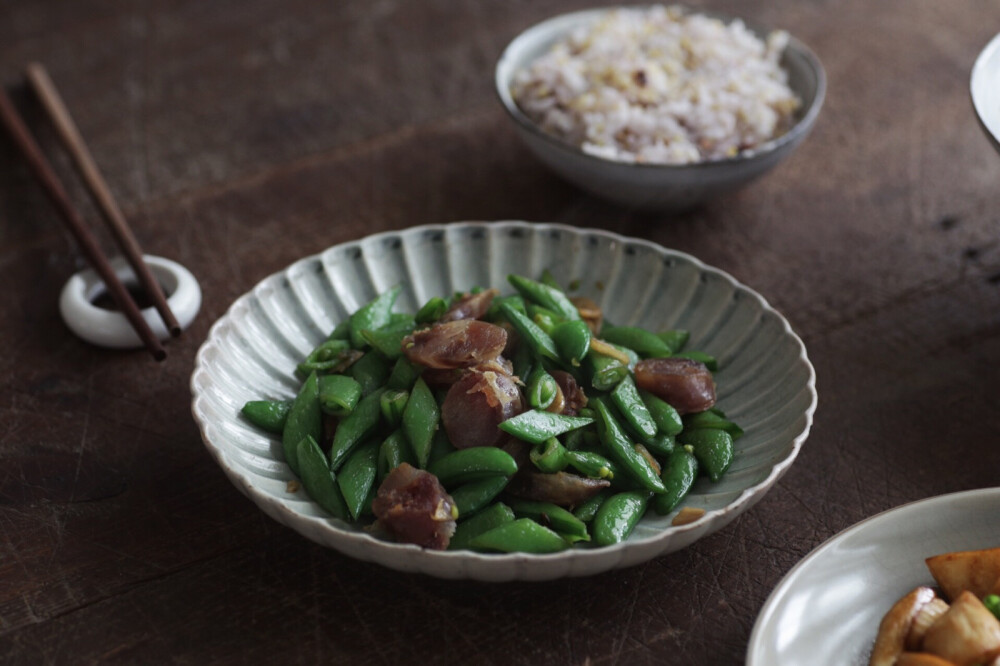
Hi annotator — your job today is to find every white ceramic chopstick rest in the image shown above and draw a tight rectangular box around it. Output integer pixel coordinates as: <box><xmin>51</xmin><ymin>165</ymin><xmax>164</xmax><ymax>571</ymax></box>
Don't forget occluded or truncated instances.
<box><xmin>59</xmin><ymin>255</ymin><xmax>201</xmax><ymax>349</ymax></box>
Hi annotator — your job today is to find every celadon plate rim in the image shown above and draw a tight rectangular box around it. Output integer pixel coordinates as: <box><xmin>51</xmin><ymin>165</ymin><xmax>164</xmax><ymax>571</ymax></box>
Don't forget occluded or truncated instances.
<box><xmin>190</xmin><ymin>221</ymin><xmax>817</xmax><ymax>581</ymax></box>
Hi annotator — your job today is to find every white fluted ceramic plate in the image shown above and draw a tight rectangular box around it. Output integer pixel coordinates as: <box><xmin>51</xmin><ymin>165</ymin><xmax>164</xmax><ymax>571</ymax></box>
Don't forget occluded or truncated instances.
<box><xmin>190</xmin><ymin>221</ymin><xmax>816</xmax><ymax>580</ymax></box>
<box><xmin>748</xmin><ymin>488</ymin><xmax>1000</xmax><ymax>665</ymax></box>
<box><xmin>972</xmin><ymin>32</ymin><xmax>1000</xmax><ymax>154</ymax></box>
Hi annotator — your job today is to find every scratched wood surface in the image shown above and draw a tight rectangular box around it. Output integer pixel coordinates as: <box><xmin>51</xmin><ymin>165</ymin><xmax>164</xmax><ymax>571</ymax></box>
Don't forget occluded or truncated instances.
<box><xmin>1</xmin><ymin>1</ymin><xmax>999</xmax><ymax>663</ymax></box>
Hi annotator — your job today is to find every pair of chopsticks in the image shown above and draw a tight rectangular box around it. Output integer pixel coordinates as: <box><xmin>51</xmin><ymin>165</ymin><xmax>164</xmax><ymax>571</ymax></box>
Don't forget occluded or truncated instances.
<box><xmin>0</xmin><ymin>63</ymin><xmax>178</xmax><ymax>361</ymax></box>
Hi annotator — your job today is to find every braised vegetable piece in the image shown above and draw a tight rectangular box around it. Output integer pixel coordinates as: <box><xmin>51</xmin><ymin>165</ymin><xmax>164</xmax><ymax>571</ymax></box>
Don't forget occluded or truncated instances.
<box><xmin>634</xmin><ymin>357</ymin><xmax>716</xmax><ymax>414</ymax></box>
<box><xmin>442</xmin><ymin>369</ymin><xmax>524</xmax><ymax>449</ymax></box>
<box><xmin>372</xmin><ymin>463</ymin><xmax>457</xmax><ymax>550</ymax></box>
<box><xmin>402</xmin><ymin>319</ymin><xmax>507</xmax><ymax>369</ymax></box>
<box><xmin>242</xmin><ymin>272</ymin><xmax>744</xmax><ymax>553</ymax></box>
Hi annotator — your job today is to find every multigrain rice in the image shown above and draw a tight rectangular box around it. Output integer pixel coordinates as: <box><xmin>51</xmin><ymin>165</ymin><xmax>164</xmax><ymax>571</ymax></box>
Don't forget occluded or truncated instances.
<box><xmin>510</xmin><ymin>5</ymin><xmax>801</xmax><ymax>165</ymax></box>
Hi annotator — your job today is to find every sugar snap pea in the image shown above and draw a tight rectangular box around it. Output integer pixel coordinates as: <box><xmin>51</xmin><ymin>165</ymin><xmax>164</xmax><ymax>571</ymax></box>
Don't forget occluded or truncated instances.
<box><xmin>591</xmin><ymin>398</ymin><xmax>667</xmax><ymax>494</ymax></box>
<box><xmin>401</xmin><ymin>377</ymin><xmax>439</xmax><ymax>468</ymax></box>
<box><xmin>360</xmin><ymin>320</ymin><xmax>414</xmax><ymax>360</ymax></box>
<box><xmin>508</xmin><ymin>274</ymin><xmax>580</xmax><ymax>322</ymax></box>
<box><xmin>498</xmin><ymin>409</ymin><xmax>593</xmax><ymax>444</ymax></box>
<box><xmin>610</xmin><ymin>375</ymin><xmax>658</xmax><ymax>441</ymax></box>
<box><xmin>642</xmin><ymin>432</ymin><xmax>676</xmax><ymax>457</ymax></box>
<box><xmin>415</xmin><ymin>296</ymin><xmax>448</xmax><ymax>324</ymax></box>
<box><xmin>427</xmin><ymin>447</ymin><xmax>518</xmax><ymax>487</ymax></box>
<box><xmin>565</xmin><ymin>450</ymin><xmax>615</xmax><ymax>480</ymax></box>
<box><xmin>505</xmin><ymin>498</ymin><xmax>590</xmax><ymax>543</ymax></box>
<box><xmin>347</xmin><ymin>351</ymin><xmax>390</xmax><ymax>396</ymax></box>
<box><xmin>337</xmin><ymin>439</ymin><xmax>379</xmax><ymax>520</ymax></box>
<box><xmin>498</xmin><ymin>301</ymin><xmax>560</xmax><ymax>363</ymax></box>
<box><xmin>386</xmin><ymin>356</ymin><xmax>421</xmax><ymax>391</ymax></box>
<box><xmin>638</xmin><ymin>389</ymin><xmax>684</xmax><ymax>437</ymax></box>
<box><xmin>682</xmin><ymin>410</ymin><xmax>744</xmax><ymax>439</ymax></box>
<box><xmin>297</xmin><ymin>338</ymin><xmax>353</xmax><ymax>377</ymax></box>
<box><xmin>468</xmin><ymin>518</ymin><xmax>568</xmax><ymax>553</ymax></box>
<box><xmin>592</xmin><ymin>490</ymin><xmax>652</xmax><ymax>546</ymax></box>
<box><xmin>526</xmin><ymin>364</ymin><xmax>559</xmax><ymax>410</ymax></box>
<box><xmin>449</xmin><ymin>475</ymin><xmax>511</xmax><ymax>517</ymax></box>
<box><xmin>318</xmin><ymin>374</ymin><xmax>362</xmax><ymax>417</ymax></box>
<box><xmin>529</xmin><ymin>437</ymin><xmax>569</xmax><ymax>473</ymax></box>
<box><xmin>551</xmin><ymin>319</ymin><xmax>591</xmax><ymax>367</ymax></box>
<box><xmin>282</xmin><ymin>371</ymin><xmax>322</xmax><ymax>476</ymax></box>
<box><xmin>653</xmin><ymin>446</ymin><xmax>699</xmax><ymax>515</ymax></box>
<box><xmin>449</xmin><ymin>502</ymin><xmax>515</xmax><ymax>551</ymax></box>
<box><xmin>296</xmin><ymin>435</ymin><xmax>349</xmax><ymax>521</ymax></box>
<box><xmin>656</xmin><ymin>329</ymin><xmax>689</xmax><ymax>353</ymax></box>
<box><xmin>377</xmin><ymin>429</ymin><xmax>414</xmax><ymax>480</ymax></box>
<box><xmin>349</xmin><ymin>284</ymin><xmax>401</xmax><ymax>348</ymax></box>
<box><xmin>584</xmin><ymin>352</ymin><xmax>628</xmax><ymax>391</ymax></box>
<box><xmin>379</xmin><ymin>389</ymin><xmax>409</xmax><ymax>428</ymax></box>
<box><xmin>678</xmin><ymin>428</ymin><xmax>734</xmax><ymax>482</ymax></box>
<box><xmin>241</xmin><ymin>399</ymin><xmax>291</xmax><ymax>434</ymax></box>
<box><xmin>573</xmin><ymin>489</ymin><xmax>613</xmax><ymax>523</ymax></box>
<box><xmin>328</xmin><ymin>387</ymin><xmax>385</xmax><ymax>471</ymax></box>
<box><xmin>600</xmin><ymin>325</ymin><xmax>672</xmax><ymax>358</ymax></box>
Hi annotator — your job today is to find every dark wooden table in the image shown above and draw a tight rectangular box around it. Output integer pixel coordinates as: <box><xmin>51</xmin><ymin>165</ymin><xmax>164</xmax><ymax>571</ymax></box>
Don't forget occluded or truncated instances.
<box><xmin>2</xmin><ymin>1</ymin><xmax>999</xmax><ymax>663</ymax></box>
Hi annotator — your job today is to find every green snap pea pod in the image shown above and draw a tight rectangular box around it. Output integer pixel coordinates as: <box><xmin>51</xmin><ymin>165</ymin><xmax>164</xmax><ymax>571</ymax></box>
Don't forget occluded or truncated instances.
<box><xmin>510</xmin><ymin>339</ymin><xmax>534</xmax><ymax>383</ymax></box>
<box><xmin>529</xmin><ymin>437</ymin><xmax>569</xmax><ymax>473</ymax></box>
<box><xmin>508</xmin><ymin>274</ymin><xmax>580</xmax><ymax>322</ymax></box>
<box><xmin>346</xmin><ymin>351</ymin><xmax>391</xmax><ymax>396</ymax></box>
<box><xmin>610</xmin><ymin>342</ymin><xmax>640</xmax><ymax>371</ymax></box>
<box><xmin>427</xmin><ymin>447</ymin><xmax>518</xmax><ymax>487</ymax></box>
<box><xmin>591</xmin><ymin>398</ymin><xmax>667</xmax><ymax>494</ymax></box>
<box><xmin>449</xmin><ymin>475</ymin><xmax>510</xmax><ymax>517</ymax></box>
<box><xmin>282</xmin><ymin>371</ymin><xmax>322</xmax><ymax>476</ymax></box>
<box><xmin>498</xmin><ymin>410</ymin><xmax>594</xmax><ymax>445</ymax></box>
<box><xmin>427</xmin><ymin>429</ymin><xmax>455</xmax><ymax>467</ymax></box>
<box><xmin>377</xmin><ymin>429</ymin><xmax>414</xmax><ymax>480</ymax></box>
<box><xmin>296</xmin><ymin>339</ymin><xmax>353</xmax><ymax>377</ymax></box>
<box><xmin>468</xmin><ymin>517</ymin><xmax>569</xmax><ymax>554</ymax></box>
<box><xmin>326</xmin><ymin>320</ymin><xmax>352</xmax><ymax>342</ymax></box>
<box><xmin>336</xmin><ymin>439</ymin><xmax>379</xmax><ymax>520</ymax></box>
<box><xmin>526</xmin><ymin>303</ymin><xmax>563</xmax><ymax>324</ymax></box>
<box><xmin>592</xmin><ymin>490</ymin><xmax>652</xmax><ymax>546</ymax></box>
<box><xmin>653</xmin><ymin>446</ymin><xmax>699</xmax><ymax>516</ymax></box>
<box><xmin>584</xmin><ymin>352</ymin><xmax>628</xmax><ymax>391</ymax></box>
<box><xmin>610</xmin><ymin>375</ymin><xmax>658</xmax><ymax>441</ymax></box>
<box><xmin>505</xmin><ymin>498</ymin><xmax>590</xmax><ymax>543</ymax></box>
<box><xmin>401</xmin><ymin>377</ymin><xmax>439</xmax><ymax>468</ymax></box>
<box><xmin>551</xmin><ymin>319</ymin><xmax>591</xmax><ymax>367</ymax></box>
<box><xmin>565</xmin><ymin>450</ymin><xmax>615</xmax><ymax>480</ymax></box>
<box><xmin>487</xmin><ymin>294</ymin><xmax>526</xmax><ymax>321</ymax></box>
<box><xmin>682</xmin><ymin>410</ymin><xmax>744</xmax><ymax>439</ymax></box>
<box><xmin>984</xmin><ymin>594</ymin><xmax>1000</xmax><ymax>620</ymax></box>
<box><xmin>600</xmin><ymin>325</ymin><xmax>673</xmax><ymax>358</ymax></box>
<box><xmin>657</xmin><ymin>329</ymin><xmax>689</xmax><ymax>353</ymax></box>
<box><xmin>360</xmin><ymin>321</ymin><xmax>414</xmax><ymax>360</ymax></box>
<box><xmin>349</xmin><ymin>284</ymin><xmax>401</xmax><ymax>348</ymax></box>
<box><xmin>572</xmin><ymin>489</ymin><xmax>613</xmax><ymax>523</ymax></box>
<box><xmin>415</xmin><ymin>296</ymin><xmax>448</xmax><ymax>324</ymax></box>
<box><xmin>638</xmin><ymin>389</ymin><xmax>684</xmax><ymax>437</ymax></box>
<box><xmin>328</xmin><ymin>387</ymin><xmax>385</xmax><ymax>471</ymax></box>
<box><xmin>379</xmin><ymin>389</ymin><xmax>409</xmax><ymax>428</ymax></box>
<box><xmin>498</xmin><ymin>301</ymin><xmax>560</xmax><ymax>363</ymax></box>
<box><xmin>386</xmin><ymin>356</ymin><xmax>421</xmax><ymax>391</ymax></box>
<box><xmin>526</xmin><ymin>364</ymin><xmax>559</xmax><ymax>410</ymax></box>
<box><xmin>531</xmin><ymin>309</ymin><xmax>558</xmax><ymax>335</ymax></box>
<box><xmin>318</xmin><ymin>374</ymin><xmax>362</xmax><ymax>417</ymax></box>
<box><xmin>241</xmin><ymin>399</ymin><xmax>291</xmax><ymax>434</ymax></box>
<box><xmin>448</xmin><ymin>502</ymin><xmax>515</xmax><ymax>551</ymax></box>
<box><xmin>673</xmin><ymin>350</ymin><xmax>718</xmax><ymax>371</ymax></box>
<box><xmin>678</xmin><ymin>428</ymin><xmax>734</xmax><ymax>482</ymax></box>
<box><xmin>295</xmin><ymin>435</ymin><xmax>349</xmax><ymax>521</ymax></box>
<box><xmin>642</xmin><ymin>432</ymin><xmax>676</xmax><ymax>458</ymax></box>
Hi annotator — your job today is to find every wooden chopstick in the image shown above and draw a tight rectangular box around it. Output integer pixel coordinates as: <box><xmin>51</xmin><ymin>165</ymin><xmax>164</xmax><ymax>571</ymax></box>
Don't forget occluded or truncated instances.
<box><xmin>25</xmin><ymin>63</ymin><xmax>181</xmax><ymax>338</ymax></box>
<box><xmin>0</xmin><ymin>85</ymin><xmax>167</xmax><ymax>361</ymax></box>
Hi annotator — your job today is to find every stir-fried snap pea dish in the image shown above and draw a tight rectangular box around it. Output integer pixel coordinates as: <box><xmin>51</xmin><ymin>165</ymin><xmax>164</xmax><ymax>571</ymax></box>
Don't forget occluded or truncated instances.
<box><xmin>240</xmin><ymin>272</ymin><xmax>744</xmax><ymax>553</ymax></box>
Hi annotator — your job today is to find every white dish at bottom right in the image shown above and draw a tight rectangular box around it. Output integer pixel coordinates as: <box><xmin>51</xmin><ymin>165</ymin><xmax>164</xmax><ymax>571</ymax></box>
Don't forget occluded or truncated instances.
<box><xmin>748</xmin><ymin>488</ymin><xmax>1000</xmax><ymax>666</ymax></box>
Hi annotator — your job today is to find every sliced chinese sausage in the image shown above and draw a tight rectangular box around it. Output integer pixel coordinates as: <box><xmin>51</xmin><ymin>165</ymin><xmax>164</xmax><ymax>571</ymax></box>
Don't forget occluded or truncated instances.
<box><xmin>439</xmin><ymin>288</ymin><xmax>499</xmax><ymax>322</ymax></box>
<box><xmin>505</xmin><ymin>470</ymin><xmax>610</xmax><ymax>507</ymax></box>
<box><xmin>402</xmin><ymin>319</ymin><xmax>507</xmax><ymax>369</ymax></box>
<box><xmin>550</xmin><ymin>370</ymin><xmax>587</xmax><ymax>415</ymax></box>
<box><xmin>372</xmin><ymin>463</ymin><xmax>456</xmax><ymax>550</ymax></box>
<box><xmin>634</xmin><ymin>357</ymin><xmax>716</xmax><ymax>415</ymax></box>
<box><xmin>442</xmin><ymin>369</ymin><xmax>524</xmax><ymax>449</ymax></box>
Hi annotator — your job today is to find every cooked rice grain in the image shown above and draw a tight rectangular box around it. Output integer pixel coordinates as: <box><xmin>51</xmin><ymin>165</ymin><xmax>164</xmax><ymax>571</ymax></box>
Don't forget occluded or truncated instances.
<box><xmin>511</xmin><ymin>6</ymin><xmax>801</xmax><ymax>165</ymax></box>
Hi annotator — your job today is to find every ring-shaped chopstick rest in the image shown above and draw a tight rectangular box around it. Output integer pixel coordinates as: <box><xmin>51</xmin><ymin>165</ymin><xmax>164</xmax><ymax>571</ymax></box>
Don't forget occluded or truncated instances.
<box><xmin>59</xmin><ymin>255</ymin><xmax>200</xmax><ymax>349</ymax></box>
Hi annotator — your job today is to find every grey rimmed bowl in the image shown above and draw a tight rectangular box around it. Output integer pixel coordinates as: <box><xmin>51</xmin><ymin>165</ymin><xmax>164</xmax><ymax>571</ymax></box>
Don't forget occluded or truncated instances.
<box><xmin>190</xmin><ymin>221</ymin><xmax>817</xmax><ymax>581</ymax></box>
<box><xmin>494</xmin><ymin>6</ymin><xmax>826</xmax><ymax>211</ymax></box>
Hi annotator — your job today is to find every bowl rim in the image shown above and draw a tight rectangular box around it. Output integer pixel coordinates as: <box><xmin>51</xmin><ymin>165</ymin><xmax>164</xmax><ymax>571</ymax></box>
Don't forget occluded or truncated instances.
<box><xmin>190</xmin><ymin>221</ymin><xmax>819</xmax><ymax>578</ymax></box>
<box><xmin>494</xmin><ymin>4</ymin><xmax>827</xmax><ymax>171</ymax></box>
<box><xmin>971</xmin><ymin>31</ymin><xmax>1000</xmax><ymax>153</ymax></box>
